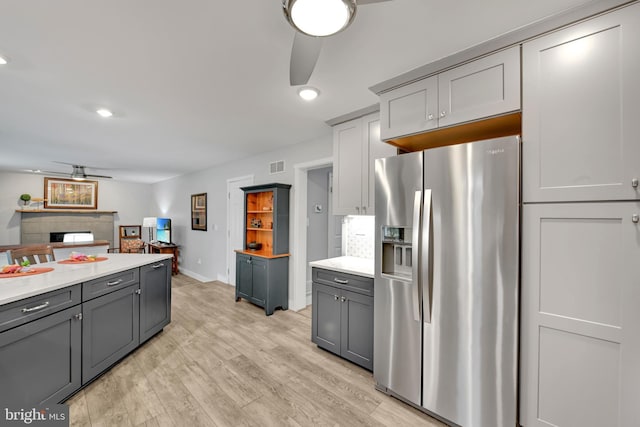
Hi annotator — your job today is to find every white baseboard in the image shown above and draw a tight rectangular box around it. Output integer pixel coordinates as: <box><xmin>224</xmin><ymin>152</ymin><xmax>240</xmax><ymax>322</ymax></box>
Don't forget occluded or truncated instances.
<box><xmin>179</xmin><ymin>268</ymin><xmax>213</xmax><ymax>282</ymax></box>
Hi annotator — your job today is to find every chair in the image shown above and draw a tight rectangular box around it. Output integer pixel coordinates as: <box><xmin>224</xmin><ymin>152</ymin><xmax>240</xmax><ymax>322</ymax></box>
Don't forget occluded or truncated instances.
<box><xmin>7</xmin><ymin>245</ymin><xmax>55</xmax><ymax>264</ymax></box>
<box><xmin>109</xmin><ymin>238</ymin><xmax>145</xmax><ymax>254</ymax></box>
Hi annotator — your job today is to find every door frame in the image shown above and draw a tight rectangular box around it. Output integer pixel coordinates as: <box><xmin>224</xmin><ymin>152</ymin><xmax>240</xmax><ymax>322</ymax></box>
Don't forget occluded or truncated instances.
<box><xmin>292</xmin><ymin>157</ymin><xmax>333</xmax><ymax>311</ymax></box>
<box><xmin>226</xmin><ymin>174</ymin><xmax>254</xmax><ymax>286</ymax></box>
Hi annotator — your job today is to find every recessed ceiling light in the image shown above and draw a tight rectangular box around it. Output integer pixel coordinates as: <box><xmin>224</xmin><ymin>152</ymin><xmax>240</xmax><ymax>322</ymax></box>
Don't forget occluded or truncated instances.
<box><xmin>96</xmin><ymin>108</ymin><xmax>113</xmax><ymax>118</ymax></box>
<box><xmin>298</xmin><ymin>87</ymin><xmax>319</xmax><ymax>101</ymax></box>
<box><xmin>0</xmin><ymin>56</ymin><xmax>7</xmax><ymax>65</ymax></box>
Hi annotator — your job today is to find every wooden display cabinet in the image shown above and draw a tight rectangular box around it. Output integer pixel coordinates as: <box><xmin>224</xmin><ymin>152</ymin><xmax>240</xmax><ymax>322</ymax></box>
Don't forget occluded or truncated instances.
<box><xmin>235</xmin><ymin>183</ymin><xmax>291</xmax><ymax>315</ymax></box>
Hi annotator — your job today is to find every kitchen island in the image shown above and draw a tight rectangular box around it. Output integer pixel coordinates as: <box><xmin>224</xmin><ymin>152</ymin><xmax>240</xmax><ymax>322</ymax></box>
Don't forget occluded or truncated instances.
<box><xmin>0</xmin><ymin>253</ymin><xmax>173</xmax><ymax>407</ymax></box>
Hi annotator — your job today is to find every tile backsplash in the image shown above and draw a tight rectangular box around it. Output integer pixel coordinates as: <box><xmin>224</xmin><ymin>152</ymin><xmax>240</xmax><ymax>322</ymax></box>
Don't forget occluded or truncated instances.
<box><xmin>343</xmin><ymin>215</ymin><xmax>375</xmax><ymax>259</ymax></box>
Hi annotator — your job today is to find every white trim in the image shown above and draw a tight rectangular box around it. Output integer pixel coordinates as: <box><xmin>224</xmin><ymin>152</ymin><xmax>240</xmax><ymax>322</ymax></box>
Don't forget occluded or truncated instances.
<box><xmin>291</xmin><ymin>157</ymin><xmax>333</xmax><ymax>311</ymax></box>
<box><xmin>226</xmin><ymin>175</ymin><xmax>254</xmax><ymax>286</ymax></box>
<box><xmin>179</xmin><ymin>268</ymin><xmax>213</xmax><ymax>283</ymax></box>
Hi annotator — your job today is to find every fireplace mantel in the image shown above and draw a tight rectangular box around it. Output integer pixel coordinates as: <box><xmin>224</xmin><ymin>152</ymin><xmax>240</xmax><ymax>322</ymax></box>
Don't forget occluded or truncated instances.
<box><xmin>16</xmin><ymin>209</ymin><xmax>118</xmax><ymax>214</ymax></box>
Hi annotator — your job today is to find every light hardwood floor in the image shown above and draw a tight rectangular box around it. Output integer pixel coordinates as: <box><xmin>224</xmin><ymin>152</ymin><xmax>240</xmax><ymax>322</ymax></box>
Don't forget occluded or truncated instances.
<box><xmin>67</xmin><ymin>274</ymin><xmax>445</xmax><ymax>426</ymax></box>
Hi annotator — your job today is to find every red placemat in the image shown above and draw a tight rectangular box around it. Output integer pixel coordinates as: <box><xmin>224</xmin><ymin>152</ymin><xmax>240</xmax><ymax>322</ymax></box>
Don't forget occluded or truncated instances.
<box><xmin>57</xmin><ymin>257</ymin><xmax>108</xmax><ymax>265</ymax></box>
<box><xmin>0</xmin><ymin>267</ymin><xmax>55</xmax><ymax>278</ymax></box>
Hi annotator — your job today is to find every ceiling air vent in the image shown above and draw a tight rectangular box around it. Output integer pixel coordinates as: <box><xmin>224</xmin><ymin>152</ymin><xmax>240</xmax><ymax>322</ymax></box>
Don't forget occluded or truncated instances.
<box><xmin>269</xmin><ymin>160</ymin><xmax>285</xmax><ymax>174</ymax></box>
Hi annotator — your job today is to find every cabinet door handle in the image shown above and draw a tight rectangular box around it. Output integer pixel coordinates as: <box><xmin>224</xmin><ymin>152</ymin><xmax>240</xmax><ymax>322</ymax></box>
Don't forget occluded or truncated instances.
<box><xmin>632</xmin><ymin>178</ymin><xmax>639</xmax><ymax>188</ymax></box>
<box><xmin>633</xmin><ymin>214</ymin><xmax>639</xmax><ymax>224</ymax></box>
<box><xmin>135</xmin><ymin>289</ymin><xmax>142</xmax><ymax>295</ymax></box>
<box><xmin>152</xmin><ymin>263</ymin><xmax>165</xmax><ymax>269</ymax></box>
<box><xmin>74</xmin><ymin>313</ymin><xmax>83</xmax><ymax>321</ymax></box>
<box><xmin>340</xmin><ymin>296</ymin><xmax>347</xmax><ymax>303</ymax></box>
<box><xmin>334</xmin><ymin>295</ymin><xmax>339</xmax><ymax>300</ymax></box>
<box><xmin>333</xmin><ymin>278</ymin><xmax>348</xmax><ymax>285</ymax></box>
<box><xmin>427</xmin><ymin>113</ymin><xmax>434</xmax><ymax>120</ymax></box>
<box><xmin>21</xmin><ymin>301</ymin><xmax>50</xmax><ymax>313</ymax></box>
<box><xmin>107</xmin><ymin>279</ymin><xmax>123</xmax><ymax>286</ymax></box>
<box><xmin>440</xmin><ymin>111</ymin><xmax>446</xmax><ymax>118</ymax></box>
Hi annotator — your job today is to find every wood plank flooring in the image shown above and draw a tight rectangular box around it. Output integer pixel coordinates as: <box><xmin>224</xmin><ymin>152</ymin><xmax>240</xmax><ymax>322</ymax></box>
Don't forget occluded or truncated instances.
<box><xmin>66</xmin><ymin>274</ymin><xmax>445</xmax><ymax>426</ymax></box>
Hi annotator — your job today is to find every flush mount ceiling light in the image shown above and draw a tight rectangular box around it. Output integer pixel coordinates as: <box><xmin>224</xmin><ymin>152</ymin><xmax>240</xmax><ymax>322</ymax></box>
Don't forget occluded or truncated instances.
<box><xmin>96</xmin><ymin>108</ymin><xmax>113</xmax><ymax>118</ymax></box>
<box><xmin>283</xmin><ymin>0</ymin><xmax>356</xmax><ymax>37</ymax></box>
<box><xmin>298</xmin><ymin>87</ymin><xmax>319</xmax><ymax>101</ymax></box>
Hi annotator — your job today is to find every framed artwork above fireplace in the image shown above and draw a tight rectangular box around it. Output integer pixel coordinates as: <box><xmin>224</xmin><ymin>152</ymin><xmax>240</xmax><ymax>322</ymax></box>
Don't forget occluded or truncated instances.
<box><xmin>44</xmin><ymin>177</ymin><xmax>98</xmax><ymax>209</ymax></box>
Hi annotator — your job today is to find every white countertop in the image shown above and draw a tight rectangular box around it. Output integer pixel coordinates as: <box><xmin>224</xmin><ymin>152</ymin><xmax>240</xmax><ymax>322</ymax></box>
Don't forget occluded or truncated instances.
<box><xmin>309</xmin><ymin>256</ymin><xmax>374</xmax><ymax>278</ymax></box>
<box><xmin>0</xmin><ymin>253</ymin><xmax>173</xmax><ymax>306</ymax></box>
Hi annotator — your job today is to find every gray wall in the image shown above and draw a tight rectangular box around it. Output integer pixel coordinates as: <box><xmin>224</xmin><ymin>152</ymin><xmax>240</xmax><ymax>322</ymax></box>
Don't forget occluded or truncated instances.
<box><xmin>0</xmin><ymin>171</ymin><xmax>153</xmax><ymax>246</ymax></box>
<box><xmin>147</xmin><ymin>132</ymin><xmax>332</xmax><ymax>282</ymax></box>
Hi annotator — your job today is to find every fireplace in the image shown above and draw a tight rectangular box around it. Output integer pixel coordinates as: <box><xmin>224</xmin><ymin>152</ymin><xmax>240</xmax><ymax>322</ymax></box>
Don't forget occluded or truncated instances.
<box><xmin>50</xmin><ymin>231</ymin><xmax>91</xmax><ymax>243</ymax></box>
<box><xmin>19</xmin><ymin>211</ymin><xmax>116</xmax><ymax>248</ymax></box>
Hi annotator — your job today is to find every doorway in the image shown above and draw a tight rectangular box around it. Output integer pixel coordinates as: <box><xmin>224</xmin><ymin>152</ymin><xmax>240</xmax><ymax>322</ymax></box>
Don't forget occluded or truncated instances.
<box><xmin>306</xmin><ymin>167</ymin><xmax>343</xmax><ymax>304</ymax></box>
<box><xmin>226</xmin><ymin>175</ymin><xmax>254</xmax><ymax>285</ymax></box>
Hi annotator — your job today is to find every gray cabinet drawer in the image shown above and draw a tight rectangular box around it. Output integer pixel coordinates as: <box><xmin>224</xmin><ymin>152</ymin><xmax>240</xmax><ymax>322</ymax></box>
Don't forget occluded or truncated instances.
<box><xmin>82</xmin><ymin>268</ymin><xmax>139</xmax><ymax>301</ymax></box>
<box><xmin>312</xmin><ymin>268</ymin><xmax>373</xmax><ymax>297</ymax></box>
<box><xmin>0</xmin><ymin>285</ymin><xmax>81</xmax><ymax>333</ymax></box>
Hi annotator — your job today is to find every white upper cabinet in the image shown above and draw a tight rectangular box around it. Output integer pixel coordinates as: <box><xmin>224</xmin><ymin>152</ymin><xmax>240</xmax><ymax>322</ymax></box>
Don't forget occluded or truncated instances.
<box><xmin>380</xmin><ymin>77</ymin><xmax>438</xmax><ymax>141</ymax></box>
<box><xmin>522</xmin><ymin>3</ymin><xmax>640</xmax><ymax>203</ymax></box>
<box><xmin>380</xmin><ymin>45</ymin><xmax>521</xmax><ymax>140</ymax></box>
<box><xmin>333</xmin><ymin>113</ymin><xmax>396</xmax><ymax>216</ymax></box>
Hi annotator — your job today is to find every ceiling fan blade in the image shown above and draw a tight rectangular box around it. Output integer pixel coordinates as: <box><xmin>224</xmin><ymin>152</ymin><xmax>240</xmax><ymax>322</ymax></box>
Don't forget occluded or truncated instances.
<box><xmin>358</xmin><ymin>0</ymin><xmax>392</xmax><ymax>4</ymax></box>
<box><xmin>290</xmin><ymin>32</ymin><xmax>323</xmax><ymax>86</ymax></box>
<box><xmin>85</xmin><ymin>173</ymin><xmax>113</xmax><ymax>179</ymax></box>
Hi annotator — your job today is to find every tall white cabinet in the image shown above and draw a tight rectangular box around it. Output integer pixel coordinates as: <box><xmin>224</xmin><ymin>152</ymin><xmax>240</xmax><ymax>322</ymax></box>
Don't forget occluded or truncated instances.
<box><xmin>520</xmin><ymin>3</ymin><xmax>640</xmax><ymax>427</ymax></box>
<box><xmin>333</xmin><ymin>112</ymin><xmax>396</xmax><ymax>215</ymax></box>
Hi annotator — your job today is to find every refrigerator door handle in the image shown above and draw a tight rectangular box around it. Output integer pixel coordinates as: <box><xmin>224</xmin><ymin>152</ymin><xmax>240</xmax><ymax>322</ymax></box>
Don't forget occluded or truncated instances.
<box><xmin>422</xmin><ymin>189</ymin><xmax>432</xmax><ymax>324</ymax></box>
<box><xmin>412</xmin><ymin>190</ymin><xmax>423</xmax><ymax>322</ymax></box>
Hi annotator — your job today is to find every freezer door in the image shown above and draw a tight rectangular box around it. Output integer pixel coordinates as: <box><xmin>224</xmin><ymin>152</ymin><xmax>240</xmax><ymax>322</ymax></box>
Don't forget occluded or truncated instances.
<box><xmin>374</xmin><ymin>152</ymin><xmax>423</xmax><ymax>406</ymax></box>
<box><xmin>422</xmin><ymin>136</ymin><xmax>519</xmax><ymax>427</ymax></box>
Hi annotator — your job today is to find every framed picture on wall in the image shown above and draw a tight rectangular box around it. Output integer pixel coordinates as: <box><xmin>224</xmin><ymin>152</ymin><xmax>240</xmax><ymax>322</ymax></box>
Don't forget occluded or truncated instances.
<box><xmin>191</xmin><ymin>193</ymin><xmax>207</xmax><ymax>231</ymax></box>
<box><xmin>44</xmin><ymin>177</ymin><xmax>98</xmax><ymax>209</ymax></box>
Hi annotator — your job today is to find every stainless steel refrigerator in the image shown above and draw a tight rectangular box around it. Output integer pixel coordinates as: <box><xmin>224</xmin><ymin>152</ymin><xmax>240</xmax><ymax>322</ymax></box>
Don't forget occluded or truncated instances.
<box><xmin>374</xmin><ymin>136</ymin><xmax>519</xmax><ymax>427</ymax></box>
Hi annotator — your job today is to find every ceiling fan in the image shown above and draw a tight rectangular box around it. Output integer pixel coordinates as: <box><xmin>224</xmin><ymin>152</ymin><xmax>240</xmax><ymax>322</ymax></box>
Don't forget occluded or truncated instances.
<box><xmin>37</xmin><ymin>163</ymin><xmax>113</xmax><ymax>180</ymax></box>
<box><xmin>283</xmin><ymin>0</ymin><xmax>392</xmax><ymax>86</ymax></box>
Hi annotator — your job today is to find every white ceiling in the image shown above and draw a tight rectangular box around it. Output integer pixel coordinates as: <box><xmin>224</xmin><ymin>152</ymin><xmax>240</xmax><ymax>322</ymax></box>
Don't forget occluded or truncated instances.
<box><xmin>0</xmin><ymin>0</ymin><xmax>594</xmax><ymax>183</ymax></box>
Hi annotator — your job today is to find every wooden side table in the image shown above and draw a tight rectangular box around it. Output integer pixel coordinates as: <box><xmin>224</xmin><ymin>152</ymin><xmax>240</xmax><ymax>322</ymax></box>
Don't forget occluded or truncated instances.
<box><xmin>146</xmin><ymin>243</ymin><xmax>179</xmax><ymax>275</ymax></box>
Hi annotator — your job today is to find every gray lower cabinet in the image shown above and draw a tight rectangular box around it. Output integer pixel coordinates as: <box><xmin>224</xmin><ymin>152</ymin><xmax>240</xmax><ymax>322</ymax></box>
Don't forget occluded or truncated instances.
<box><xmin>139</xmin><ymin>261</ymin><xmax>171</xmax><ymax>343</ymax></box>
<box><xmin>312</xmin><ymin>268</ymin><xmax>374</xmax><ymax>371</ymax></box>
<box><xmin>82</xmin><ymin>283</ymin><xmax>140</xmax><ymax>384</ymax></box>
<box><xmin>235</xmin><ymin>253</ymin><xmax>288</xmax><ymax>315</ymax></box>
<box><xmin>0</xmin><ymin>305</ymin><xmax>82</xmax><ymax>407</ymax></box>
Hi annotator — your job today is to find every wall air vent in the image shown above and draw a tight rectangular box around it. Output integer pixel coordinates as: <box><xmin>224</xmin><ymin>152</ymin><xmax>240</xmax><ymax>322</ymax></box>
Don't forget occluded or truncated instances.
<box><xmin>269</xmin><ymin>160</ymin><xmax>285</xmax><ymax>174</ymax></box>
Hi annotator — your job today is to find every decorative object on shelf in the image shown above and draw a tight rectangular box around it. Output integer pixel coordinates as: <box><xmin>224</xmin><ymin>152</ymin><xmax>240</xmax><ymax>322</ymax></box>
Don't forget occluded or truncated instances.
<box><xmin>247</xmin><ymin>241</ymin><xmax>262</xmax><ymax>250</ymax></box>
<box><xmin>142</xmin><ymin>217</ymin><xmax>156</xmax><ymax>242</ymax></box>
<box><xmin>30</xmin><ymin>197</ymin><xmax>46</xmax><ymax>209</ymax></box>
<box><xmin>250</xmin><ymin>218</ymin><xmax>262</xmax><ymax>228</ymax></box>
<box><xmin>44</xmin><ymin>177</ymin><xmax>98</xmax><ymax>209</ymax></box>
<box><xmin>191</xmin><ymin>193</ymin><xmax>207</xmax><ymax>231</ymax></box>
<box><xmin>19</xmin><ymin>193</ymin><xmax>31</xmax><ymax>206</ymax></box>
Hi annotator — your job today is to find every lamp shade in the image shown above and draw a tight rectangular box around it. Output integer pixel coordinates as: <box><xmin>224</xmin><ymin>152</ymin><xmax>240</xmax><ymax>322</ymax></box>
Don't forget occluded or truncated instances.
<box><xmin>143</xmin><ymin>217</ymin><xmax>157</xmax><ymax>228</ymax></box>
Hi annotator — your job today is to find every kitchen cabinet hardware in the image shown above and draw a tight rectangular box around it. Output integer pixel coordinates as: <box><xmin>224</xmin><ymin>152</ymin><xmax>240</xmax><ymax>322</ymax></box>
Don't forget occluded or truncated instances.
<box><xmin>632</xmin><ymin>178</ymin><xmax>638</xmax><ymax>188</ymax></box>
<box><xmin>107</xmin><ymin>279</ymin><xmax>123</xmax><ymax>287</ymax></box>
<box><xmin>334</xmin><ymin>295</ymin><xmax>339</xmax><ymax>300</ymax></box>
<box><xmin>428</xmin><ymin>113</ymin><xmax>434</xmax><ymax>120</ymax></box>
<box><xmin>21</xmin><ymin>301</ymin><xmax>50</xmax><ymax>313</ymax></box>
<box><xmin>152</xmin><ymin>263</ymin><xmax>165</xmax><ymax>269</ymax></box>
<box><xmin>440</xmin><ymin>111</ymin><xmax>446</xmax><ymax>118</ymax></box>
<box><xmin>340</xmin><ymin>296</ymin><xmax>347</xmax><ymax>302</ymax></box>
<box><xmin>74</xmin><ymin>313</ymin><xmax>82</xmax><ymax>321</ymax></box>
<box><xmin>632</xmin><ymin>214</ymin><xmax>639</xmax><ymax>223</ymax></box>
<box><xmin>334</xmin><ymin>278</ymin><xmax>349</xmax><ymax>285</ymax></box>
<box><xmin>135</xmin><ymin>289</ymin><xmax>141</xmax><ymax>295</ymax></box>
